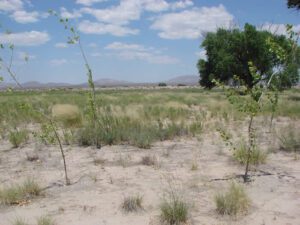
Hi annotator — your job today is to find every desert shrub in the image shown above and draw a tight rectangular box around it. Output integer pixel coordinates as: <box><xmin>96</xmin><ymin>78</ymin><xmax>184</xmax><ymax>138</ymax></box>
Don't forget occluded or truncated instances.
<box><xmin>9</xmin><ymin>129</ymin><xmax>29</xmax><ymax>148</ymax></box>
<box><xmin>160</xmin><ymin>197</ymin><xmax>188</xmax><ymax>225</ymax></box>
<box><xmin>121</xmin><ymin>195</ymin><xmax>143</xmax><ymax>212</ymax></box>
<box><xmin>278</xmin><ymin>126</ymin><xmax>300</xmax><ymax>152</ymax></box>
<box><xmin>233</xmin><ymin>142</ymin><xmax>267</xmax><ymax>165</ymax></box>
<box><xmin>0</xmin><ymin>178</ymin><xmax>41</xmax><ymax>205</ymax></box>
<box><xmin>37</xmin><ymin>215</ymin><xmax>55</xmax><ymax>225</ymax></box>
<box><xmin>215</xmin><ymin>182</ymin><xmax>250</xmax><ymax>216</ymax></box>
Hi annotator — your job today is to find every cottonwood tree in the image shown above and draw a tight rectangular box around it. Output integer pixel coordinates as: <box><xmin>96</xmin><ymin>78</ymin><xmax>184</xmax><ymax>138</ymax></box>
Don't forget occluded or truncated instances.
<box><xmin>198</xmin><ymin>23</ymin><xmax>299</xmax><ymax>89</ymax></box>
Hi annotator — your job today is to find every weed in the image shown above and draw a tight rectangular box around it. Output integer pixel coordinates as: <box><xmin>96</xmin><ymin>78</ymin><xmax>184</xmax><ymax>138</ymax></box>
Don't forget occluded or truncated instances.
<box><xmin>215</xmin><ymin>182</ymin><xmax>250</xmax><ymax>216</ymax></box>
<box><xmin>121</xmin><ymin>194</ymin><xmax>143</xmax><ymax>213</ymax></box>
<box><xmin>9</xmin><ymin>129</ymin><xmax>29</xmax><ymax>148</ymax></box>
<box><xmin>0</xmin><ymin>178</ymin><xmax>41</xmax><ymax>205</ymax></box>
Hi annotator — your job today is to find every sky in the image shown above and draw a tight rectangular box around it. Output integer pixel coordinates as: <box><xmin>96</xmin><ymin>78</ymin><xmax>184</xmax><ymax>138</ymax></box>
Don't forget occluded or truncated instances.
<box><xmin>0</xmin><ymin>0</ymin><xmax>299</xmax><ymax>84</ymax></box>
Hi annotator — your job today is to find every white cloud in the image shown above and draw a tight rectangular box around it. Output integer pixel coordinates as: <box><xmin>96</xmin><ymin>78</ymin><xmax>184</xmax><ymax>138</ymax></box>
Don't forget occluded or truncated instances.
<box><xmin>142</xmin><ymin>0</ymin><xmax>169</xmax><ymax>12</ymax></box>
<box><xmin>0</xmin><ymin>31</ymin><xmax>50</xmax><ymax>46</ymax></box>
<box><xmin>151</xmin><ymin>4</ymin><xmax>234</xmax><ymax>39</ymax></box>
<box><xmin>0</xmin><ymin>0</ymin><xmax>23</xmax><ymax>12</ymax></box>
<box><xmin>105</xmin><ymin>41</ymin><xmax>179</xmax><ymax>64</ymax></box>
<box><xmin>55</xmin><ymin>42</ymin><xmax>68</xmax><ymax>48</ymax></box>
<box><xmin>60</xmin><ymin>7</ymin><xmax>82</xmax><ymax>19</ymax></box>
<box><xmin>170</xmin><ymin>0</ymin><xmax>194</xmax><ymax>10</ymax></box>
<box><xmin>50</xmin><ymin>59</ymin><xmax>67</xmax><ymax>66</ymax></box>
<box><xmin>80</xmin><ymin>2</ymin><xmax>141</xmax><ymax>25</ymax></box>
<box><xmin>76</xmin><ymin>0</ymin><xmax>107</xmax><ymax>6</ymax></box>
<box><xmin>105</xmin><ymin>42</ymin><xmax>146</xmax><ymax>51</ymax></box>
<box><xmin>259</xmin><ymin>23</ymin><xmax>300</xmax><ymax>36</ymax></box>
<box><xmin>10</xmin><ymin>10</ymin><xmax>39</xmax><ymax>23</ymax></box>
<box><xmin>78</xmin><ymin>20</ymin><xmax>139</xmax><ymax>36</ymax></box>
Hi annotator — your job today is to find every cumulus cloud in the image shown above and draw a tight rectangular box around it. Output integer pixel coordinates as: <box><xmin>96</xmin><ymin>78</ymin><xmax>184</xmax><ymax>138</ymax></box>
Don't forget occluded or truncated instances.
<box><xmin>10</xmin><ymin>10</ymin><xmax>40</xmax><ymax>23</ymax></box>
<box><xmin>60</xmin><ymin>7</ymin><xmax>82</xmax><ymax>19</ymax></box>
<box><xmin>105</xmin><ymin>41</ymin><xmax>179</xmax><ymax>64</ymax></box>
<box><xmin>76</xmin><ymin>0</ymin><xmax>194</xmax><ymax>37</ymax></box>
<box><xmin>55</xmin><ymin>42</ymin><xmax>68</xmax><ymax>48</ymax></box>
<box><xmin>0</xmin><ymin>0</ymin><xmax>46</xmax><ymax>23</ymax></box>
<box><xmin>151</xmin><ymin>4</ymin><xmax>234</xmax><ymax>39</ymax></box>
<box><xmin>0</xmin><ymin>0</ymin><xmax>23</xmax><ymax>12</ymax></box>
<box><xmin>0</xmin><ymin>31</ymin><xmax>50</xmax><ymax>46</ymax></box>
<box><xmin>78</xmin><ymin>20</ymin><xmax>139</xmax><ymax>36</ymax></box>
<box><xmin>50</xmin><ymin>59</ymin><xmax>68</xmax><ymax>66</ymax></box>
<box><xmin>76</xmin><ymin>0</ymin><xmax>107</xmax><ymax>6</ymax></box>
<box><xmin>259</xmin><ymin>22</ymin><xmax>300</xmax><ymax>36</ymax></box>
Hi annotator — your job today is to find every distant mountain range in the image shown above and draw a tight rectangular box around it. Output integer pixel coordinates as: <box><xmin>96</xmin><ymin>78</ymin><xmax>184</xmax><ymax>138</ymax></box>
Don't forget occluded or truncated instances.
<box><xmin>0</xmin><ymin>75</ymin><xmax>199</xmax><ymax>89</ymax></box>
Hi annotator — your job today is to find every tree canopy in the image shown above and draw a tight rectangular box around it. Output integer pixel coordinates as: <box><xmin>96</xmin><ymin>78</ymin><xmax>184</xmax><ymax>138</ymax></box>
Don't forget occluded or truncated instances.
<box><xmin>287</xmin><ymin>0</ymin><xmax>300</xmax><ymax>10</ymax></box>
<box><xmin>198</xmin><ymin>23</ymin><xmax>300</xmax><ymax>89</ymax></box>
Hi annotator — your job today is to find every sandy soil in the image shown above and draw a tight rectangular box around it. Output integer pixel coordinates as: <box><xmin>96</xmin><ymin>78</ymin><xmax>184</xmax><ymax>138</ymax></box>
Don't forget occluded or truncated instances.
<box><xmin>0</xmin><ymin>128</ymin><xmax>299</xmax><ymax>225</ymax></box>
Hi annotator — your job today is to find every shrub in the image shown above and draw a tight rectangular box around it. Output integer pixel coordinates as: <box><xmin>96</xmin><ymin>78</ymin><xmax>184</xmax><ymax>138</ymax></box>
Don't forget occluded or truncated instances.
<box><xmin>9</xmin><ymin>129</ymin><xmax>29</xmax><ymax>148</ymax></box>
<box><xmin>121</xmin><ymin>195</ymin><xmax>143</xmax><ymax>212</ymax></box>
<box><xmin>233</xmin><ymin>142</ymin><xmax>267</xmax><ymax>165</ymax></box>
<box><xmin>0</xmin><ymin>178</ymin><xmax>41</xmax><ymax>205</ymax></box>
<box><xmin>215</xmin><ymin>182</ymin><xmax>250</xmax><ymax>216</ymax></box>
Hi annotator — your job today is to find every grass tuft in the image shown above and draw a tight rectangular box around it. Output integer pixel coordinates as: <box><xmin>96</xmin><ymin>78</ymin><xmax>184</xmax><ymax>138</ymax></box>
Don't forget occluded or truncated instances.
<box><xmin>278</xmin><ymin>126</ymin><xmax>300</xmax><ymax>152</ymax></box>
<box><xmin>9</xmin><ymin>129</ymin><xmax>29</xmax><ymax>148</ymax></box>
<box><xmin>37</xmin><ymin>215</ymin><xmax>55</xmax><ymax>225</ymax></box>
<box><xmin>215</xmin><ymin>182</ymin><xmax>250</xmax><ymax>216</ymax></box>
<box><xmin>11</xmin><ymin>217</ymin><xmax>28</xmax><ymax>225</ymax></box>
<box><xmin>121</xmin><ymin>194</ymin><xmax>143</xmax><ymax>213</ymax></box>
<box><xmin>233</xmin><ymin>142</ymin><xmax>267</xmax><ymax>165</ymax></box>
<box><xmin>0</xmin><ymin>178</ymin><xmax>41</xmax><ymax>205</ymax></box>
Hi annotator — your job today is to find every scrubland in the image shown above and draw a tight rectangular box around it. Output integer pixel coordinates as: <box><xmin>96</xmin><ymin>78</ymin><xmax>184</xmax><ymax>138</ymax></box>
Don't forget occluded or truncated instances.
<box><xmin>0</xmin><ymin>87</ymin><xmax>299</xmax><ymax>225</ymax></box>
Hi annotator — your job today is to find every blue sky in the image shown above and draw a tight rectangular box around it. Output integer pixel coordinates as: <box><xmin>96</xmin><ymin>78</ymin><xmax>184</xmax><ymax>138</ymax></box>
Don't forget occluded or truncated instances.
<box><xmin>0</xmin><ymin>0</ymin><xmax>299</xmax><ymax>84</ymax></box>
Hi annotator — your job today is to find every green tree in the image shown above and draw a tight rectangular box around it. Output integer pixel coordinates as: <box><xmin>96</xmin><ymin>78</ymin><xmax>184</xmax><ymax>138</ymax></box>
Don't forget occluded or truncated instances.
<box><xmin>287</xmin><ymin>0</ymin><xmax>300</xmax><ymax>10</ymax></box>
<box><xmin>198</xmin><ymin>23</ymin><xmax>299</xmax><ymax>89</ymax></box>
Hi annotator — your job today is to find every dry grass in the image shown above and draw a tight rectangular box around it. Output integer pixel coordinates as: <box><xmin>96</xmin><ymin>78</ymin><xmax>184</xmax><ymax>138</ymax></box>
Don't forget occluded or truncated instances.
<box><xmin>51</xmin><ymin>104</ymin><xmax>81</xmax><ymax>127</ymax></box>
<box><xmin>215</xmin><ymin>182</ymin><xmax>250</xmax><ymax>216</ymax></box>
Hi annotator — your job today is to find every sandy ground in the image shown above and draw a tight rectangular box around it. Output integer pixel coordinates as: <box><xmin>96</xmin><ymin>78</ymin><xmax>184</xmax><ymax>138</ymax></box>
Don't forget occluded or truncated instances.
<box><xmin>0</xmin><ymin>127</ymin><xmax>299</xmax><ymax>225</ymax></box>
